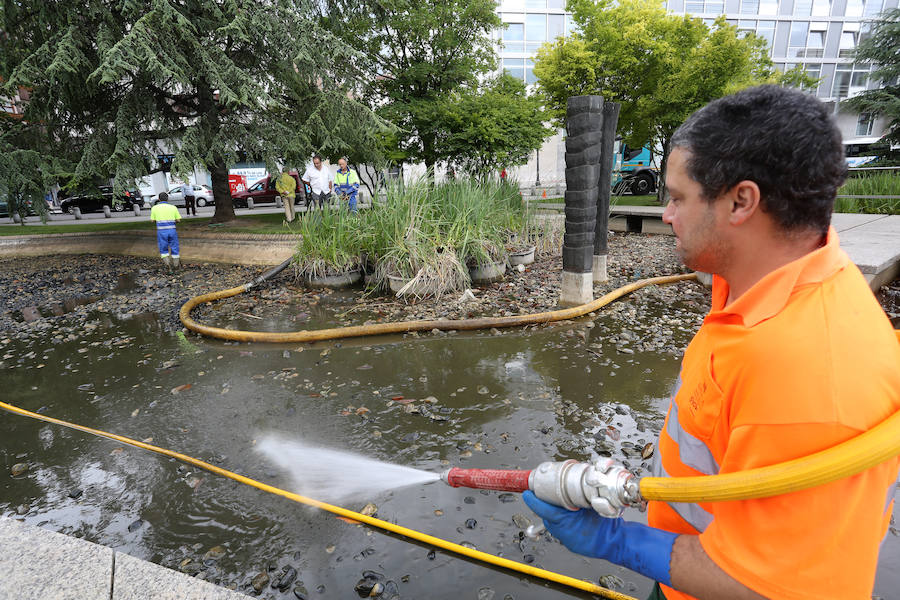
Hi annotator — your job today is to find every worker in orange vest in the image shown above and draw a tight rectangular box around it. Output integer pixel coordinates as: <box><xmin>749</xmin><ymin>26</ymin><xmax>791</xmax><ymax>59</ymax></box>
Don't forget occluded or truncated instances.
<box><xmin>524</xmin><ymin>85</ymin><xmax>900</xmax><ymax>600</ymax></box>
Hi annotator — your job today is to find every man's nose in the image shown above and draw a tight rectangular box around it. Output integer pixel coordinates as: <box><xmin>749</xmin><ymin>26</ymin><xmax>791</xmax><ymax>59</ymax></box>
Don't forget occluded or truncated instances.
<box><xmin>662</xmin><ymin>199</ymin><xmax>674</xmax><ymax>224</ymax></box>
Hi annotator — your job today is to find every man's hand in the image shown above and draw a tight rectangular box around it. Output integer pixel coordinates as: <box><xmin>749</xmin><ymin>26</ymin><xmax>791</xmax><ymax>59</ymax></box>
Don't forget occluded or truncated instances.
<box><xmin>523</xmin><ymin>490</ymin><xmax>676</xmax><ymax>586</ymax></box>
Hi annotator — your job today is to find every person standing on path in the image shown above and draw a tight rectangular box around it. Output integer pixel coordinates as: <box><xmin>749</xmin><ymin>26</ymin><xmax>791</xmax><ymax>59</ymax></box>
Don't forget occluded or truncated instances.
<box><xmin>334</xmin><ymin>157</ymin><xmax>360</xmax><ymax>213</ymax></box>
<box><xmin>523</xmin><ymin>85</ymin><xmax>900</xmax><ymax>600</ymax></box>
<box><xmin>182</xmin><ymin>181</ymin><xmax>197</xmax><ymax>216</ymax></box>
<box><xmin>275</xmin><ymin>167</ymin><xmax>298</xmax><ymax>222</ymax></box>
<box><xmin>150</xmin><ymin>192</ymin><xmax>182</xmax><ymax>273</ymax></box>
<box><xmin>302</xmin><ymin>155</ymin><xmax>333</xmax><ymax>210</ymax></box>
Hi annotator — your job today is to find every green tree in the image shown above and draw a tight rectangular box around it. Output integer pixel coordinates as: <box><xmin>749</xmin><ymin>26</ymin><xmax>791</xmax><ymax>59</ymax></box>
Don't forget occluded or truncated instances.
<box><xmin>844</xmin><ymin>8</ymin><xmax>900</xmax><ymax>147</ymax></box>
<box><xmin>328</xmin><ymin>0</ymin><xmax>501</xmax><ymax>175</ymax></box>
<box><xmin>534</xmin><ymin>0</ymin><xmax>813</xmax><ymax>200</ymax></box>
<box><xmin>0</xmin><ymin>0</ymin><xmax>387</xmax><ymax>223</ymax></box>
<box><xmin>439</xmin><ymin>74</ymin><xmax>554</xmax><ymax>180</ymax></box>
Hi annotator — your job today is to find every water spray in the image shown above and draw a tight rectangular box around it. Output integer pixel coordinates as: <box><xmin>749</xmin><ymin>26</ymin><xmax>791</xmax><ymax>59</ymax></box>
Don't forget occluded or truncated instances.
<box><xmin>442</xmin><ymin>457</ymin><xmax>643</xmax><ymax>520</ymax></box>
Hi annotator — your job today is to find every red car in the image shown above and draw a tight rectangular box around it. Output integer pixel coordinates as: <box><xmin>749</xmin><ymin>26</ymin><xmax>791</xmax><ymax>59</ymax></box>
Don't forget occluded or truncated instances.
<box><xmin>231</xmin><ymin>173</ymin><xmax>306</xmax><ymax>208</ymax></box>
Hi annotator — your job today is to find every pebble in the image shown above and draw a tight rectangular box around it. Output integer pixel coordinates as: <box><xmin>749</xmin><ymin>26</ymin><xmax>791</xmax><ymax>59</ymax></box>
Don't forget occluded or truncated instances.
<box><xmin>10</xmin><ymin>463</ymin><xmax>28</xmax><ymax>477</ymax></box>
<box><xmin>127</xmin><ymin>519</ymin><xmax>143</xmax><ymax>532</ymax></box>
<box><xmin>15</xmin><ymin>504</ymin><xmax>29</xmax><ymax>515</ymax></box>
<box><xmin>360</xmin><ymin>503</ymin><xmax>377</xmax><ymax>517</ymax></box>
<box><xmin>203</xmin><ymin>545</ymin><xmax>226</xmax><ymax>561</ymax></box>
<box><xmin>251</xmin><ymin>571</ymin><xmax>270</xmax><ymax>592</ymax></box>
<box><xmin>478</xmin><ymin>587</ymin><xmax>495</xmax><ymax>600</ymax></box>
<box><xmin>511</xmin><ymin>514</ymin><xmax>532</xmax><ymax>529</ymax></box>
<box><xmin>463</xmin><ymin>496</ymin><xmax>476</xmax><ymax>504</ymax></box>
<box><xmin>498</xmin><ymin>493</ymin><xmax>516</xmax><ymax>503</ymax></box>
<box><xmin>465</xmin><ymin>518</ymin><xmax>477</xmax><ymax>529</ymax></box>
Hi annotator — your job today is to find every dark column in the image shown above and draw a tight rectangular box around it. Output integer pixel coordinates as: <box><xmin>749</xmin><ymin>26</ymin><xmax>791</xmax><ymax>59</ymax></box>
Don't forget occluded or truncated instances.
<box><xmin>560</xmin><ymin>95</ymin><xmax>604</xmax><ymax>306</ymax></box>
<box><xmin>593</xmin><ymin>101</ymin><xmax>620</xmax><ymax>283</ymax></box>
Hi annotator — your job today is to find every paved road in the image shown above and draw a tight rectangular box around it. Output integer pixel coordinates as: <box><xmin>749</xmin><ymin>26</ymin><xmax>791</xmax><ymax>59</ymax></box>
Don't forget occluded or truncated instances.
<box><xmin>0</xmin><ymin>204</ymin><xmax>295</xmax><ymax>226</ymax></box>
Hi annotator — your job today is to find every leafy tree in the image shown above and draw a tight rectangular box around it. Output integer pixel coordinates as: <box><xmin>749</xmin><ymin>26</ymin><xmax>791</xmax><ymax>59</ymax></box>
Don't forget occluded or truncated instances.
<box><xmin>328</xmin><ymin>0</ymin><xmax>501</xmax><ymax>175</ymax></box>
<box><xmin>1</xmin><ymin>0</ymin><xmax>387</xmax><ymax>222</ymax></box>
<box><xmin>534</xmin><ymin>0</ymin><xmax>814</xmax><ymax>200</ymax></box>
<box><xmin>439</xmin><ymin>74</ymin><xmax>554</xmax><ymax>180</ymax></box>
<box><xmin>844</xmin><ymin>8</ymin><xmax>900</xmax><ymax>147</ymax></box>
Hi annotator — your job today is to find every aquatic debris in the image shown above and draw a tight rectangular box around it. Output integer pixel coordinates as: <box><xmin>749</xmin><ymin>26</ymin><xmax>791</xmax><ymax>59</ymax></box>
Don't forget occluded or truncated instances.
<box><xmin>465</xmin><ymin>518</ymin><xmax>477</xmax><ymax>529</ymax></box>
<box><xmin>171</xmin><ymin>383</ymin><xmax>192</xmax><ymax>394</ymax></box>
<box><xmin>10</xmin><ymin>463</ymin><xmax>28</xmax><ymax>477</ymax></box>
<box><xmin>127</xmin><ymin>519</ymin><xmax>144</xmax><ymax>532</ymax></box>
<box><xmin>641</xmin><ymin>442</ymin><xmax>655</xmax><ymax>460</ymax></box>
<box><xmin>360</xmin><ymin>503</ymin><xmax>378</xmax><ymax>517</ymax></box>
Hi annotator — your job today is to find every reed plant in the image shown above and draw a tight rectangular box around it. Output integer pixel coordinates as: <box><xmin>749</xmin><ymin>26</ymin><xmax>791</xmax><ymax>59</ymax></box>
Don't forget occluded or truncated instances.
<box><xmin>291</xmin><ymin>177</ymin><xmax>543</xmax><ymax>299</ymax></box>
<box><xmin>292</xmin><ymin>207</ymin><xmax>366</xmax><ymax>279</ymax></box>
<box><xmin>835</xmin><ymin>171</ymin><xmax>900</xmax><ymax>215</ymax></box>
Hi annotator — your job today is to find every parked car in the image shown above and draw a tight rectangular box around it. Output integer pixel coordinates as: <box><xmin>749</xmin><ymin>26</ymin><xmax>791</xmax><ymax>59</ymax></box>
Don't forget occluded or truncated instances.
<box><xmin>2</xmin><ymin>196</ymin><xmax>57</xmax><ymax>218</ymax></box>
<box><xmin>152</xmin><ymin>185</ymin><xmax>215</xmax><ymax>207</ymax></box>
<box><xmin>231</xmin><ymin>173</ymin><xmax>306</xmax><ymax>208</ymax></box>
<box><xmin>60</xmin><ymin>186</ymin><xmax>142</xmax><ymax>214</ymax></box>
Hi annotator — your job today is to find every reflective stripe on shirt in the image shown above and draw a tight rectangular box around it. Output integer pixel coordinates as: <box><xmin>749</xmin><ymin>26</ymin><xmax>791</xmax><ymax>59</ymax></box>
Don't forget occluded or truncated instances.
<box><xmin>667</xmin><ymin>398</ymin><xmax>720</xmax><ymax>476</ymax></box>
<box><xmin>652</xmin><ymin>455</ymin><xmax>714</xmax><ymax>532</ymax></box>
<box><xmin>155</xmin><ymin>220</ymin><xmax>177</xmax><ymax>230</ymax></box>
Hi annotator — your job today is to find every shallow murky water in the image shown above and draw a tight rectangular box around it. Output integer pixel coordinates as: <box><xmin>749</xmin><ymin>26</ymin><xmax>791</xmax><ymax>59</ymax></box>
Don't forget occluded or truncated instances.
<box><xmin>1</xmin><ymin>288</ymin><xmax>897</xmax><ymax>599</ymax></box>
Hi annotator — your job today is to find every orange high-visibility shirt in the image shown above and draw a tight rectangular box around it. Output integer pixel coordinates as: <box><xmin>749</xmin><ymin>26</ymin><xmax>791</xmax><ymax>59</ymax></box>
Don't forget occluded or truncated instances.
<box><xmin>648</xmin><ymin>227</ymin><xmax>900</xmax><ymax>600</ymax></box>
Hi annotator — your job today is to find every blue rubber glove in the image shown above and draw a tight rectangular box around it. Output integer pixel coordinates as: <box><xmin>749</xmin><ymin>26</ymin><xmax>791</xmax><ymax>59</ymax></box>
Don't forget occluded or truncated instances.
<box><xmin>523</xmin><ymin>490</ymin><xmax>677</xmax><ymax>587</ymax></box>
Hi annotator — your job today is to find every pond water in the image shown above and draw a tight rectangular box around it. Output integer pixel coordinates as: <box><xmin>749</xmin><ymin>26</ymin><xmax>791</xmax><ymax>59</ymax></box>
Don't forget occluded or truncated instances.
<box><xmin>1</xmin><ymin>287</ymin><xmax>897</xmax><ymax>600</ymax></box>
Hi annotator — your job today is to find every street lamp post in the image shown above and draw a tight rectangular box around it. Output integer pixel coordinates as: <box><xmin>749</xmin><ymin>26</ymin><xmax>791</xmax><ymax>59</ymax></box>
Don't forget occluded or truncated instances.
<box><xmin>535</xmin><ymin>149</ymin><xmax>541</xmax><ymax>188</ymax></box>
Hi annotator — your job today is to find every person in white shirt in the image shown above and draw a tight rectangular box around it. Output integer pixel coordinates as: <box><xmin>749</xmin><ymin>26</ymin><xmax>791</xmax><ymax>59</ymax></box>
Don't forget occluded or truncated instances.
<box><xmin>301</xmin><ymin>155</ymin><xmax>333</xmax><ymax>210</ymax></box>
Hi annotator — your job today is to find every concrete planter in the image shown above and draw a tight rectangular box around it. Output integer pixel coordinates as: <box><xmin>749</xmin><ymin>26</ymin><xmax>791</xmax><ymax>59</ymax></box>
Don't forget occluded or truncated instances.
<box><xmin>306</xmin><ymin>268</ymin><xmax>362</xmax><ymax>289</ymax></box>
<box><xmin>508</xmin><ymin>246</ymin><xmax>535</xmax><ymax>266</ymax></box>
<box><xmin>469</xmin><ymin>259</ymin><xmax>507</xmax><ymax>284</ymax></box>
<box><xmin>387</xmin><ymin>274</ymin><xmax>440</xmax><ymax>297</ymax></box>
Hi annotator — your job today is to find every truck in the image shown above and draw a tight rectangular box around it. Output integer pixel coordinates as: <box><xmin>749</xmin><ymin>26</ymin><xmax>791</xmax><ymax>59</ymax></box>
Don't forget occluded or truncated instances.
<box><xmin>612</xmin><ymin>141</ymin><xmax>658</xmax><ymax>195</ymax></box>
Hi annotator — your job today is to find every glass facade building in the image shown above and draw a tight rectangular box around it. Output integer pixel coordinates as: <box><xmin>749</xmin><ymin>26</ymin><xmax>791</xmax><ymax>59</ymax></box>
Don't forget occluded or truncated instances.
<box><xmin>495</xmin><ymin>0</ymin><xmax>898</xmax><ymax>146</ymax></box>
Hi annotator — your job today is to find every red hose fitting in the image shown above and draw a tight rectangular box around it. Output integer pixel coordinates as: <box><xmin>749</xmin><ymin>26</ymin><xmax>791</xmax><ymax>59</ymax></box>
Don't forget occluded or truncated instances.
<box><xmin>441</xmin><ymin>467</ymin><xmax>532</xmax><ymax>492</ymax></box>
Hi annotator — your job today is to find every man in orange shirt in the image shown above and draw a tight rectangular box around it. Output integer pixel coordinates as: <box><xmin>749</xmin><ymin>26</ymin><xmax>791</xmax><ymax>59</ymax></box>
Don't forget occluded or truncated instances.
<box><xmin>524</xmin><ymin>85</ymin><xmax>900</xmax><ymax>599</ymax></box>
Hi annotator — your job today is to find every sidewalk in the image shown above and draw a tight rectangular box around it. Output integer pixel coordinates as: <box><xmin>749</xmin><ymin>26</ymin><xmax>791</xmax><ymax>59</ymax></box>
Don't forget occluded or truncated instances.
<box><xmin>0</xmin><ymin>517</ymin><xmax>249</xmax><ymax>599</ymax></box>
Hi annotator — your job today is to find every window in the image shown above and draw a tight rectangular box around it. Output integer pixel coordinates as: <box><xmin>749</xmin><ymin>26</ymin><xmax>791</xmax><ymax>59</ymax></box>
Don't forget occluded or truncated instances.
<box><xmin>503</xmin><ymin>58</ymin><xmax>525</xmax><ymax>81</ymax></box>
<box><xmin>740</xmin><ymin>0</ymin><xmax>760</xmax><ymax>13</ymax></box>
<box><xmin>804</xmin><ymin>64</ymin><xmax>821</xmax><ymax>92</ymax></box>
<box><xmin>864</xmin><ymin>0</ymin><xmax>883</xmax><ymax>16</ymax></box>
<box><xmin>757</xmin><ymin>20</ymin><xmax>776</xmax><ymax>46</ymax></box>
<box><xmin>548</xmin><ymin>14</ymin><xmax>565</xmax><ymax>40</ymax></box>
<box><xmin>788</xmin><ymin>21</ymin><xmax>808</xmax><ymax>57</ymax></box>
<box><xmin>856</xmin><ymin>113</ymin><xmax>874</xmax><ymax>136</ymax></box>
<box><xmin>832</xmin><ymin>65</ymin><xmax>870</xmax><ymax>98</ymax></box>
<box><xmin>502</xmin><ymin>22</ymin><xmax>525</xmax><ymax>53</ymax></box>
<box><xmin>565</xmin><ymin>15</ymin><xmax>578</xmax><ymax>36</ymax></box>
<box><xmin>795</xmin><ymin>0</ymin><xmax>830</xmax><ymax>16</ymax></box>
<box><xmin>526</xmin><ymin>13</ymin><xmax>547</xmax><ymax>51</ymax></box>
<box><xmin>845</xmin><ymin>0</ymin><xmax>863</xmax><ymax>16</ymax></box>
<box><xmin>500</xmin><ymin>0</ymin><xmax>526</xmax><ymax>9</ymax></box>
<box><xmin>686</xmin><ymin>0</ymin><xmax>724</xmax><ymax>13</ymax></box>
<box><xmin>525</xmin><ymin>59</ymin><xmax>537</xmax><ymax>84</ymax></box>
<box><xmin>526</xmin><ymin>0</ymin><xmax>546</xmax><ymax>8</ymax></box>
<box><xmin>547</xmin><ymin>0</ymin><xmax>566</xmax><ymax>7</ymax></box>
<box><xmin>737</xmin><ymin>19</ymin><xmax>756</xmax><ymax>36</ymax></box>
<box><xmin>759</xmin><ymin>0</ymin><xmax>778</xmax><ymax>14</ymax></box>
<box><xmin>839</xmin><ymin>28</ymin><xmax>857</xmax><ymax>58</ymax></box>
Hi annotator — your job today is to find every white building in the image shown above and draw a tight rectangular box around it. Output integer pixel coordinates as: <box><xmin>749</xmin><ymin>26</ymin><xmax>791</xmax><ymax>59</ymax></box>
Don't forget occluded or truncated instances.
<box><xmin>495</xmin><ymin>0</ymin><xmax>898</xmax><ymax>190</ymax></box>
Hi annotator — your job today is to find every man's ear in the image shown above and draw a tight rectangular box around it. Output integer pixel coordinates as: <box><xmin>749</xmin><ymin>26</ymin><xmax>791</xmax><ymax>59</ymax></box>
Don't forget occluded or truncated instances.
<box><xmin>728</xmin><ymin>180</ymin><xmax>761</xmax><ymax>226</ymax></box>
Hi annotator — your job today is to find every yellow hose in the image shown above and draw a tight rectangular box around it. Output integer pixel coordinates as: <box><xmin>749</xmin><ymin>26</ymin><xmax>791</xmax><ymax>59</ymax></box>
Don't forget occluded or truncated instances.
<box><xmin>0</xmin><ymin>400</ymin><xmax>635</xmax><ymax>600</ymax></box>
<box><xmin>639</xmin><ymin>407</ymin><xmax>900</xmax><ymax>503</ymax></box>
<box><xmin>179</xmin><ymin>273</ymin><xmax>699</xmax><ymax>343</ymax></box>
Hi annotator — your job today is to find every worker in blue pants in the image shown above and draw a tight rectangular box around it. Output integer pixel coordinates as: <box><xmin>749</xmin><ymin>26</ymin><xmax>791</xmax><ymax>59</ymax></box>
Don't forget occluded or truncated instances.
<box><xmin>150</xmin><ymin>192</ymin><xmax>182</xmax><ymax>273</ymax></box>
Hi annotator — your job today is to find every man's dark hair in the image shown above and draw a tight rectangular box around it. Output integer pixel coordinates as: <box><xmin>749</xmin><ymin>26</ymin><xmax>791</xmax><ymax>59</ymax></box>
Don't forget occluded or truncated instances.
<box><xmin>671</xmin><ymin>85</ymin><xmax>846</xmax><ymax>233</ymax></box>
<box><xmin>158</xmin><ymin>192</ymin><xmax>169</xmax><ymax>202</ymax></box>
<box><xmin>313</xmin><ymin>154</ymin><xmax>323</xmax><ymax>162</ymax></box>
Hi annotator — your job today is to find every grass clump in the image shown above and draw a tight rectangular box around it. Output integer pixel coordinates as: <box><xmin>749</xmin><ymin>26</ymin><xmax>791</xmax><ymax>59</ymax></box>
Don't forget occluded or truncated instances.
<box><xmin>835</xmin><ymin>171</ymin><xmax>900</xmax><ymax>215</ymax></box>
